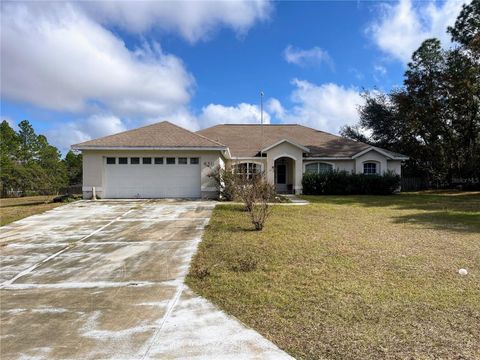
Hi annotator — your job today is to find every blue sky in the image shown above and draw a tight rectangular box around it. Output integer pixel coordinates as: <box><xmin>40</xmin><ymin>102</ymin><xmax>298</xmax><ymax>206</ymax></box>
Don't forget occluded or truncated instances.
<box><xmin>0</xmin><ymin>0</ymin><xmax>466</xmax><ymax>153</ymax></box>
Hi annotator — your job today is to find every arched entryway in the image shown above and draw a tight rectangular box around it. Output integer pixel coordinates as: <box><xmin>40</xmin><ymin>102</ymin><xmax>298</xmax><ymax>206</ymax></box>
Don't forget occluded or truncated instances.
<box><xmin>274</xmin><ymin>156</ymin><xmax>295</xmax><ymax>193</ymax></box>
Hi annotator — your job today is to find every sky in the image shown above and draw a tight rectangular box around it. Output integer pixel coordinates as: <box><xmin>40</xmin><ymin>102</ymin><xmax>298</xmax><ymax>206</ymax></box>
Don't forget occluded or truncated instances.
<box><xmin>0</xmin><ymin>0</ymin><xmax>467</xmax><ymax>153</ymax></box>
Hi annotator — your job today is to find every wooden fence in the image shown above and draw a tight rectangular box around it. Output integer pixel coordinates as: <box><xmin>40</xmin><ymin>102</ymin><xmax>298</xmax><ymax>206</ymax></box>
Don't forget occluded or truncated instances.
<box><xmin>401</xmin><ymin>177</ymin><xmax>430</xmax><ymax>192</ymax></box>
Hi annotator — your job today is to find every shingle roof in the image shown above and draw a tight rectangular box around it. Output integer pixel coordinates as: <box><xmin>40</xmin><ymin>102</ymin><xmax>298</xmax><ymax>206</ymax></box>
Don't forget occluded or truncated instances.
<box><xmin>72</xmin><ymin>121</ymin><xmax>225</xmax><ymax>149</ymax></box>
<box><xmin>373</xmin><ymin>147</ymin><xmax>408</xmax><ymax>159</ymax></box>
<box><xmin>197</xmin><ymin>124</ymin><xmax>372</xmax><ymax>157</ymax></box>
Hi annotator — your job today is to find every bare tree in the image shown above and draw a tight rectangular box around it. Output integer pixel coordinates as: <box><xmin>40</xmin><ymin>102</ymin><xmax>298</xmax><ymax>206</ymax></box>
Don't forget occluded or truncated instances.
<box><xmin>235</xmin><ymin>172</ymin><xmax>276</xmax><ymax>231</ymax></box>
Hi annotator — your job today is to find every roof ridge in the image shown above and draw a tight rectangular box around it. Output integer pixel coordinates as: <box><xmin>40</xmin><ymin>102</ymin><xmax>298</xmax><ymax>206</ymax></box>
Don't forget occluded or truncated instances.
<box><xmin>72</xmin><ymin>120</ymin><xmax>226</xmax><ymax>148</ymax></box>
<box><xmin>293</xmin><ymin>123</ymin><xmax>334</xmax><ymax>135</ymax></box>
<box><xmin>219</xmin><ymin>123</ymin><xmax>298</xmax><ymax>126</ymax></box>
<box><xmin>166</xmin><ymin>121</ymin><xmax>227</xmax><ymax>147</ymax></box>
<box><xmin>294</xmin><ymin>123</ymin><xmax>373</xmax><ymax>148</ymax></box>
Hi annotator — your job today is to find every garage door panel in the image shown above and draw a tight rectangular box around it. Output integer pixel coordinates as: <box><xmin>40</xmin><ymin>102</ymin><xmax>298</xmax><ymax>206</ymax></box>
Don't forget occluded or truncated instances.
<box><xmin>105</xmin><ymin>164</ymin><xmax>201</xmax><ymax>198</ymax></box>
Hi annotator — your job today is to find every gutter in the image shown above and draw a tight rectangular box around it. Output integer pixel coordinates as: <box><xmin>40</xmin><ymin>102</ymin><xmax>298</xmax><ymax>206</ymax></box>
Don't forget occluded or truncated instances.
<box><xmin>71</xmin><ymin>145</ymin><xmax>228</xmax><ymax>151</ymax></box>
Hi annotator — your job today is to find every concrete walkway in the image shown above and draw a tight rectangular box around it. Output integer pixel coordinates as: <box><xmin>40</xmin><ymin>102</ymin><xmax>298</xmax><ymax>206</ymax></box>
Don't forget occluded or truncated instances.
<box><xmin>0</xmin><ymin>200</ymin><xmax>293</xmax><ymax>359</ymax></box>
<box><xmin>282</xmin><ymin>194</ymin><xmax>310</xmax><ymax>205</ymax></box>
<box><xmin>226</xmin><ymin>194</ymin><xmax>309</xmax><ymax>207</ymax></box>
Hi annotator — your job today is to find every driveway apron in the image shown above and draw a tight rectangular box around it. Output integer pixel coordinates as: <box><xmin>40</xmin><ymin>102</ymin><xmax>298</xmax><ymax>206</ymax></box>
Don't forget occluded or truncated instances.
<box><xmin>0</xmin><ymin>200</ymin><xmax>292</xmax><ymax>359</ymax></box>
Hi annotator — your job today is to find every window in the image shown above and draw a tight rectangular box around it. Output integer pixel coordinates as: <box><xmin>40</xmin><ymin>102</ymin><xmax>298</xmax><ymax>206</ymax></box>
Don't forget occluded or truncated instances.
<box><xmin>234</xmin><ymin>162</ymin><xmax>260</xmax><ymax>179</ymax></box>
<box><xmin>106</xmin><ymin>157</ymin><xmax>116</xmax><ymax>165</ymax></box>
<box><xmin>305</xmin><ymin>162</ymin><xmax>333</xmax><ymax>174</ymax></box>
<box><xmin>142</xmin><ymin>157</ymin><xmax>152</xmax><ymax>164</ymax></box>
<box><xmin>178</xmin><ymin>157</ymin><xmax>188</xmax><ymax>165</ymax></box>
<box><xmin>154</xmin><ymin>157</ymin><xmax>163</xmax><ymax>165</ymax></box>
<box><xmin>363</xmin><ymin>162</ymin><xmax>377</xmax><ymax>175</ymax></box>
<box><xmin>190</xmin><ymin>157</ymin><xmax>199</xmax><ymax>165</ymax></box>
<box><xmin>130</xmin><ymin>157</ymin><xmax>140</xmax><ymax>165</ymax></box>
<box><xmin>119</xmin><ymin>157</ymin><xmax>128</xmax><ymax>164</ymax></box>
<box><xmin>166</xmin><ymin>157</ymin><xmax>176</xmax><ymax>165</ymax></box>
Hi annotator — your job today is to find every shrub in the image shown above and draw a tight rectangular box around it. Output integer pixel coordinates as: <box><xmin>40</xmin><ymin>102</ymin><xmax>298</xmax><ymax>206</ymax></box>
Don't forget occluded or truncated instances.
<box><xmin>209</xmin><ymin>166</ymin><xmax>276</xmax><ymax>230</ymax></box>
<box><xmin>208</xmin><ymin>165</ymin><xmax>237</xmax><ymax>201</ymax></box>
<box><xmin>236</xmin><ymin>173</ymin><xmax>276</xmax><ymax>230</ymax></box>
<box><xmin>302</xmin><ymin>170</ymin><xmax>401</xmax><ymax>195</ymax></box>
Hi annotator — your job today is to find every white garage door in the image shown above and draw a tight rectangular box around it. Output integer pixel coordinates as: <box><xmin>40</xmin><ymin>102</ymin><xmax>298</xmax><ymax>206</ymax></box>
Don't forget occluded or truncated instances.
<box><xmin>104</xmin><ymin>157</ymin><xmax>201</xmax><ymax>198</ymax></box>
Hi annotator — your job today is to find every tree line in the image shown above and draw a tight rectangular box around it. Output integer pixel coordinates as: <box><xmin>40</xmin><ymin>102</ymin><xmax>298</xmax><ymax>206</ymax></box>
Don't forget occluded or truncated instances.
<box><xmin>342</xmin><ymin>0</ymin><xmax>479</xmax><ymax>187</ymax></box>
<box><xmin>0</xmin><ymin>120</ymin><xmax>82</xmax><ymax>197</ymax></box>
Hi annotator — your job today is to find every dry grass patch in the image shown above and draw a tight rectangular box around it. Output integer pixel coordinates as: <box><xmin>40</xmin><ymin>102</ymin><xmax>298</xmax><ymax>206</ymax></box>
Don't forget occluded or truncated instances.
<box><xmin>187</xmin><ymin>192</ymin><xmax>480</xmax><ymax>360</ymax></box>
<box><xmin>0</xmin><ymin>196</ymin><xmax>64</xmax><ymax>226</ymax></box>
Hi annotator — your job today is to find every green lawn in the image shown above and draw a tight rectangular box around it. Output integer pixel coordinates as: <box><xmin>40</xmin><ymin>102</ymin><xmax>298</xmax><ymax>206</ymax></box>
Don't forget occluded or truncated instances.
<box><xmin>187</xmin><ymin>191</ymin><xmax>480</xmax><ymax>360</ymax></box>
<box><xmin>0</xmin><ymin>196</ymin><xmax>65</xmax><ymax>226</ymax></box>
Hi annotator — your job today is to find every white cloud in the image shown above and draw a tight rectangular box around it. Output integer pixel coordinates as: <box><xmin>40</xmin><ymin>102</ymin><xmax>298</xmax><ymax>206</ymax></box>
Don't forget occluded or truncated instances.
<box><xmin>199</xmin><ymin>103</ymin><xmax>270</xmax><ymax>128</ymax></box>
<box><xmin>1</xmin><ymin>2</ymin><xmax>193</xmax><ymax>117</ymax></box>
<box><xmin>367</xmin><ymin>0</ymin><xmax>467</xmax><ymax>63</ymax></box>
<box><xmin>373</xmin><ymin>64</ymin><xmax>387</xmax><ymax>82</ymax></box>
<box><xmin>49</xmin><ymin>102</ymin><xmax>273</xmax><ymax>152</ymax></box>
<box><xmin>80</xmin><ymin>0</ymin><xmax>272</xmax><ymax>43</ymax></box>
<box><xmin>374</xmin><ymin>65</ymin><xmax>387</xmax><ymax>76</ymax></box>
<box><xmin>0</xmin><ymin>1</ymin><xmax>272</xmax><ymax>150</ymax></box>
<box><xmin>47</xmin><ymin>114</ymin><xmax>127</xmax><ymax>152</ymax></box>
<box><xmin>144</xmin><ymin>108</ymin><xmax>202</xmax><ymax>132</ymax></box>
<box><xmin>50</xmin><ymin>79</ymin><xmax>364</xmax><ymax>152</ymax></box>
<box><xmin>266</xmin><ymin>98</ymin><xmax>285</xmax><ymax>119</ymax></box>
<box><xmin>283</xmin><ymin>45</ymin><xmax>333</xmax><ymax>68</ymax></box>
<box><xmin>270</xmin><ymin>79</ymin><xmax>364</xmax><ymax>134</ymax></box>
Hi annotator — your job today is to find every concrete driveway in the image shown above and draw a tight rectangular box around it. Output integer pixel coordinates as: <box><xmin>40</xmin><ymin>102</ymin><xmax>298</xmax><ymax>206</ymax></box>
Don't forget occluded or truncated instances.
<box><xmin>0</xmin><ymin>200</ymin><xmax>292</xmax><ymax>360</ymax></box>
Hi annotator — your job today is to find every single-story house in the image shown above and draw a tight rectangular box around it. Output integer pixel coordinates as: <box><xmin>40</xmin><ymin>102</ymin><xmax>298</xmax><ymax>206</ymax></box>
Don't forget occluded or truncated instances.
<box><xmin>72</xmin><ymin>121</ymin><xmax>408</xmax><ymax>199</ymax></box>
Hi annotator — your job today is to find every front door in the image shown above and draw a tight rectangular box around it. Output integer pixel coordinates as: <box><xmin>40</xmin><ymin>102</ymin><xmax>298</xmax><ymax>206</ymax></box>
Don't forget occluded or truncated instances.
<box><xmin>276</xmin><ymin>164</ymin><xmax>287</xmax><ymax>192</ymax></box>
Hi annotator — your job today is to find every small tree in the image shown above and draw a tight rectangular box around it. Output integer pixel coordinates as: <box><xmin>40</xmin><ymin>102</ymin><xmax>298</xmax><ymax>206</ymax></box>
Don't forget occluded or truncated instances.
<box><xmin>235</xmin><ymin>172</ymin><xmax>276</xmax><ymax>231</ymax></box>
<box><xmin>209</xmin><ymin>165</ymin><xmax>275</xmax><ymax>230</ymax></box>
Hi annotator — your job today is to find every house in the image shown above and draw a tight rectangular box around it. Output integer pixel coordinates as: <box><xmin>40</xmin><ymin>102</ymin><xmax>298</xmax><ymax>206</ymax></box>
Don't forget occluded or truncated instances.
<box><xmin>72</xmin><ymin>121</ymin><xmax>408</xmax><ymax>199</ymax></box>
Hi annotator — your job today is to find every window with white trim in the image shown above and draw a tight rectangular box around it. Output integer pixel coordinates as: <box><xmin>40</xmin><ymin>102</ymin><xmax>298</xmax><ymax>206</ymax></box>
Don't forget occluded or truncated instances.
<box><xmin>363</xmin><ymin>162</ymin><xmax>377</xmax><ymax>175</ymax></box>
<box><xmin>305</xmin><ymin>162</ymin><xmax>333</xmax><ymax>174</ymax></box>
<box><xmin>234</xmin><ymin>162</ymin><xmax>260</xmax><ymax>179</ymax></box>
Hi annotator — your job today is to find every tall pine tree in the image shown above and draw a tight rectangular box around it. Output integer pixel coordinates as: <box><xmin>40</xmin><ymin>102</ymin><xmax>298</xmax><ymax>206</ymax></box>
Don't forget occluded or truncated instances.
<box><xmin>341</xmin><ymin>1</ymin><xmax>480</xmax><ymax>186</ymax></box>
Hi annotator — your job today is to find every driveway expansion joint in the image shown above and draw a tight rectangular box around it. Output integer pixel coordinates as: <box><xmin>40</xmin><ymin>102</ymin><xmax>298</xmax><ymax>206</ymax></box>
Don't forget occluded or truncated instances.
<box><xmin>1</xmin><ymin>199</ymin><xmax>293</xmax><ymax>359</ymax></box>
<box><xmin>1</xmin><ymin>203</ymin><xmax>141</xmax><ymax>288</ymax></box>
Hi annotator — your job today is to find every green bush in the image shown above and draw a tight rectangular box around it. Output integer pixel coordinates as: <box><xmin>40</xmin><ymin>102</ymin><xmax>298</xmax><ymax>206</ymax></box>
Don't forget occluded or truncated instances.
<box><xmin>207</xmin><ymin>165</ymin><xmax>238</xmax><ymax>201</ymax></box>
<box><xmin>302</xmin><ymin>170</ymin><xmax>400</xmax><ymax>195</ymax></box>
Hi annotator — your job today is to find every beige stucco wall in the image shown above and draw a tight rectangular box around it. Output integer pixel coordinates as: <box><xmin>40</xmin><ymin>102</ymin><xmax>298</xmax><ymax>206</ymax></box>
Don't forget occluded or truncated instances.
<box><xmin>387</xmin><ymin>160</ymin><xmax>402</xmax><ymax>176</ymax></box>
<box><xmin>82</xmin><ymin>151</ymin><xmax>105</xmax><ymax>198</ymax></box>
<box><xmin>334</xmin><ymin>160</ymin><xmax>355</xmax><ymax>173</ymax></box>
<box><xmin>81</xmin><ymin>149</ymin><xmax>224</xmax><ymax>199</ymax></box>
<box><xmin>354</xmin><ymin>150</ymin><xmax>388</xmax><ymax>174</ymax></box>
<box><xmin>265</xmin><ymin>142</ymin><xmax>304</xmax><ymax>193</ymax></box>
